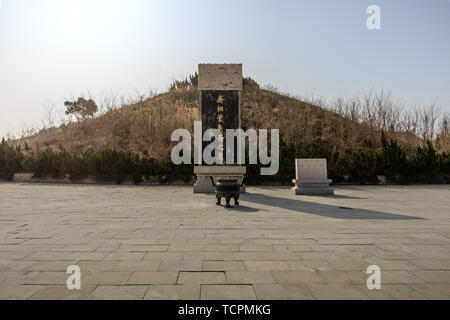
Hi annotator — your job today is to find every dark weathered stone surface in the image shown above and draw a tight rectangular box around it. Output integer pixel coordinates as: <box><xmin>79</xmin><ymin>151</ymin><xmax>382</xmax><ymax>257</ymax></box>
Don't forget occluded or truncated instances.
<box><xmin>201</xmin><ymin>91</ymin><xmax>239</xmax><ymax>132</ymax></box>
<box><xmin>201</xmin><ymin>90</ymin><xmax>239</xmax><ymax>159</ymax></box>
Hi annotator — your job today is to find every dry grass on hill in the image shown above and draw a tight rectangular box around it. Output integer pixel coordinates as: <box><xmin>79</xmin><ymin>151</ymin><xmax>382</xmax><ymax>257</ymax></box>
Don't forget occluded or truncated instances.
<box><xmin>21</xmin><ymin>77</ymin><xmax>449</xmax><ymax>161</ymax></box>
<box><xmin>24</xmin><ymin>90</ymin><xmax>198</xmax><ymax>160</ymax></box>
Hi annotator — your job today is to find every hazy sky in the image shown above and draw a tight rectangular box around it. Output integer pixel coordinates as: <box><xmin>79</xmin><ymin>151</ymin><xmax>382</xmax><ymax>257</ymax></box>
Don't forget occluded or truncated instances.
<box><xmin>0</xmin><ymin>0</ymin><xmax>449</xmax><ymax>138</ymax></box>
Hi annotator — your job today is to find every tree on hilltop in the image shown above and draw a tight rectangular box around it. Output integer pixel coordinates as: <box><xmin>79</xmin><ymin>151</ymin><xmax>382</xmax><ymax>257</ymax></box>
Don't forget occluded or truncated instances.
<box><xmin>64</xmin><ymin>97</ymin><xmax>98</xmax><ymax>121</ymax></box>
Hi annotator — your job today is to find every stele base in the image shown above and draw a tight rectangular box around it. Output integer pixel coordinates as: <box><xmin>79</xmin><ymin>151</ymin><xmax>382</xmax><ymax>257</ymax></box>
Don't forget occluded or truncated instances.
<box><xmin>194</xmin><ymin>166</ymin><xmax>246</xmax><ymax>194</ymax></box>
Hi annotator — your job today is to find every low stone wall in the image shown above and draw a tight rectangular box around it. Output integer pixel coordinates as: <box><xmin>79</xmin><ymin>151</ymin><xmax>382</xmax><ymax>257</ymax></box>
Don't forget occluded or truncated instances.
<box><xmin>11</xmin><ymin>173</ymin><xmax>195</xmax><ymax>186</ymax></box>
<box><xmin>12</xmin><ymin>173</ymin><xmax>35</xmax><ymax>182</ymax></box>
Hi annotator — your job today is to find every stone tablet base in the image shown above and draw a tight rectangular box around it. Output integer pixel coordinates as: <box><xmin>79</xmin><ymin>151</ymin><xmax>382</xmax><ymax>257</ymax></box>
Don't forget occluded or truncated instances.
<box><xmin>291</xmin><ymin>179</ymin><xmax>334</xmax><ymax>196</ymax></box>
<box><xmin>12</xmin><ymin>173</ymin><xmax>35</xmax><ymax>182</ymax></box>
<box><xmin>194</xmin><ymin>166</ymin><xmax>246</xmax><ymax>194</ymax></box>
<box><xmin>291</xmin><ymin>186</ymin><xmax>334</xmax><ymax>195</ymax></box>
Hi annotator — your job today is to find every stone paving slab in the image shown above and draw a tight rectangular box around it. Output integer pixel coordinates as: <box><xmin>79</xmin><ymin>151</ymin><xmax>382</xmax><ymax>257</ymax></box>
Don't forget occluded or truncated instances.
<box><xmin>144</xmin><ymin>284</ymin><xmax>200</xmax><ymax>300</ymax></box>
<box><xmin>1</xmin><ymin>183</ymin><xmax>450</xmax><ymax>299</ymax></box>
<box><xmin>201</xmin><ymin>285</ymin><xmax>256</xmax><ymax>300</ymax></box>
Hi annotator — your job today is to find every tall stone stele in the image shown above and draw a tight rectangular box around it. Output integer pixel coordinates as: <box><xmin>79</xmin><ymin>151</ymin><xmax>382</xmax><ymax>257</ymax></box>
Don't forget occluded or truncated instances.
<box><xmin>193</xmin><ymin>64</ymin><xmax>246</xmax><ymax>194</ymax></box>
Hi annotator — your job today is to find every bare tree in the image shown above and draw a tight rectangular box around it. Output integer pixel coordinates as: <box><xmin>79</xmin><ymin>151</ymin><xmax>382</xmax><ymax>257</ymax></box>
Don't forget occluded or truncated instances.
<box><xmin>41</xmin><ymin>103</ymin><xmax>56</xmax><ymax>130</ymax></box>
<box><xmin>98</xmin><ymin>88</ymin><xmax>120</xmax><ymax>113</ymax></box>
<box><xmin>19</xmin><ymin>121</ymin><xmax>38</xmax><ymax>139</ymax></box>
<box><xmin>440</xmin><ymin>113</ymin><xmax>450</xmax><ymax>137</ymax></box>
<box><xmin>419</xmin><ymin>103</ymin><xmax>441</xmax><ymax>141</ymax></box>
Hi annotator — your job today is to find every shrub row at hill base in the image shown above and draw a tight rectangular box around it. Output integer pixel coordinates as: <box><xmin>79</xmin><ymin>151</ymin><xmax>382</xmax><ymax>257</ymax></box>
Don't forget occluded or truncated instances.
<box><xmin>1</xmin><ymin>133</ymin><xmax>450</xmax><ymax>185</ymax></box>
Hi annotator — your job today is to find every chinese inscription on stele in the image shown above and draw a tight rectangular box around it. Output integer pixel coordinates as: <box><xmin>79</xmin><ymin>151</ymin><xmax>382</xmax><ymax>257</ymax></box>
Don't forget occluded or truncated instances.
<box><xmin>201</xmin><ymin>90</ymin><xmax>239</xmax><ymax>164</ymax></box>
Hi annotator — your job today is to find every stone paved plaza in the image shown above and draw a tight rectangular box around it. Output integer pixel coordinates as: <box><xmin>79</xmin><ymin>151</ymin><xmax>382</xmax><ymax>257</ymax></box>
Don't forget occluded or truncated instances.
<box><xmin>0</xmin><ymin>182</ymin><xmax>449</xmax><ymax>300</ymax></box>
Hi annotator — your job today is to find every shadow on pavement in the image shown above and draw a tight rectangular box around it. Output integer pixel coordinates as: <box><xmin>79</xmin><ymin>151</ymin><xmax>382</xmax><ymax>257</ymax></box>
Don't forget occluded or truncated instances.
<box><xmin>225</xmin><ymin>205</ymin><xmax>264</xmax><ymax>213</ymax></box>
<box><xmin>241</xmin><ymin>193</ymin><xmax>424</xmax><ymax>220</ymax></box>
<box><xmin>321</xmin><ymin>194</ymin><xmax>366</xmax><ymax>200</ymax></box>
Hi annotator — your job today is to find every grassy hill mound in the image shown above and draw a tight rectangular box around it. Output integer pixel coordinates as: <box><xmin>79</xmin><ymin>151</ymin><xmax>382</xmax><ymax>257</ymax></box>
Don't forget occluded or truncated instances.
<box><xmin>22</xmin><ymin>76</ymin><xmax>421</xmax><ymax>159</ymax></box>
<box><xmin>2</xmin><ymin>75</ymin><xmax>449</xmax><ymax>184</ymax></box>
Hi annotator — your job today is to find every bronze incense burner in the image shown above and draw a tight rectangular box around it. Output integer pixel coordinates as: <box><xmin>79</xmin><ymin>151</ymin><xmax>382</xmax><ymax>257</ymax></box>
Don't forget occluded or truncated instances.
<box><xmin>210</xmin><ymin>177</ymin><xmax>243</xmax><ymax>208</ymax></box>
